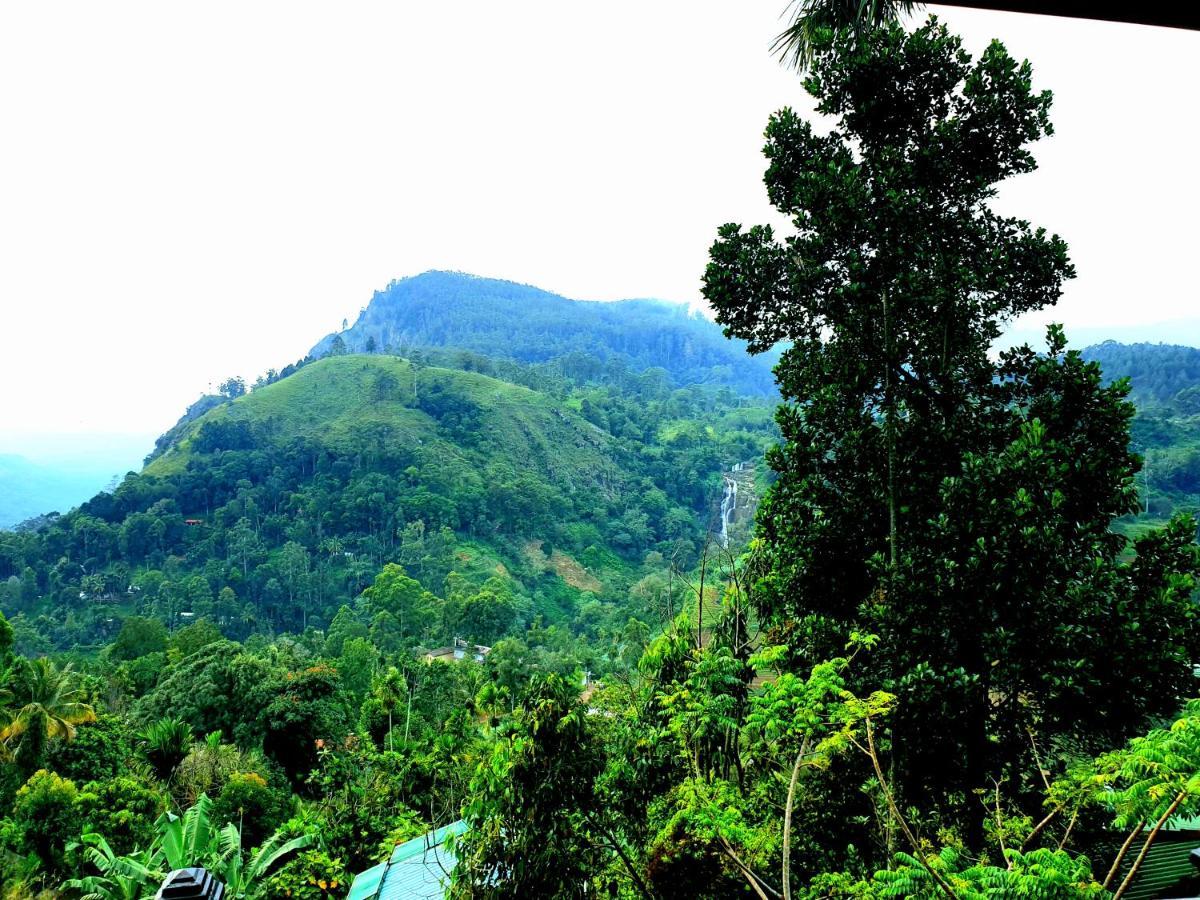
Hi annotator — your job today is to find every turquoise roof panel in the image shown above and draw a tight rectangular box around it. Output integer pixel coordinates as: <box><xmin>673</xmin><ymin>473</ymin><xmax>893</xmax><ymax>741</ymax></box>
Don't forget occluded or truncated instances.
<box><xmin>347</xmin><ymin>821</ymin><xmax>468</xmax><ymax>900</ymax></box>
<box><xmin>346</xmin><ymin>863</ymin><xmax>386</xmax><ymax>900</ymax></box>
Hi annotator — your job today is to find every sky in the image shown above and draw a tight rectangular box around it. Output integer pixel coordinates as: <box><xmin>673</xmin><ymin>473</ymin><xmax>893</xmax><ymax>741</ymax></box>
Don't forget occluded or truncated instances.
<box><xmin>0</xmin><ymin>2</ymin><xmax>1197</xmax><ymax>459</ymax></box>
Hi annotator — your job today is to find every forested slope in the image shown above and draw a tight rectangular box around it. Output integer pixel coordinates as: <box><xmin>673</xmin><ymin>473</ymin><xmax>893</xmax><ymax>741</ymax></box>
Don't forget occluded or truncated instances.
<box><xmin>0</xmin><ymin>353</ymin><xmax>775</xmax><ymax>655</ymax></box>
<box><xmin>308</xmin><ymin>270</ymin><xmax>780</xmax><ymax>396</ymax></box>
<box><xmin>1082</xmin><ymin>341</ymin><xmax>1200</xmax><ymax>522</ymax></box>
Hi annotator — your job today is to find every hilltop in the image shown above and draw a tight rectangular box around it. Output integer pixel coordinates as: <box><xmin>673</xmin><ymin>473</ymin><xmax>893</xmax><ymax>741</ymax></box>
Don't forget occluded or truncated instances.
<box><xmin>308</xmin><ymin>271</ymin><xmax>780</xmax><ymax>396</ymax></box>
<box><xmin>1080</xmin><ymin>341</ymin><xmax>1200</xmax><ymax>407</ymax></box>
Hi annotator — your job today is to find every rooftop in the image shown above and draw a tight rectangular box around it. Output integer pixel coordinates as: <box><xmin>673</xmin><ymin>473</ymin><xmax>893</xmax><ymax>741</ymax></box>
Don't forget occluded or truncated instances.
<box><xmin>346</xmin><ymin>821</ymin><xmax>467</xmax><ymax>900</ymax></box>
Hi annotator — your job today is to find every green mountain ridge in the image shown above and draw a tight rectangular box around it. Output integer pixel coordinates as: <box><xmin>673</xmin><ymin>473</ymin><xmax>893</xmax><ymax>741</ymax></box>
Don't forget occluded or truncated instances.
<box><xmin>308</xmin><ymin>270</ymin><xmax>781</xmax><ymax>396</ymax></box>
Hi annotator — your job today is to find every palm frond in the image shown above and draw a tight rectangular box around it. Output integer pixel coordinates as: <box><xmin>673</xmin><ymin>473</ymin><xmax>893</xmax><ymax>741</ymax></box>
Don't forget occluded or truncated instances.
<box><xmin>772</xmin><ymin>0</ymin><xmax>919</xmax><ymax>71</ymax></box>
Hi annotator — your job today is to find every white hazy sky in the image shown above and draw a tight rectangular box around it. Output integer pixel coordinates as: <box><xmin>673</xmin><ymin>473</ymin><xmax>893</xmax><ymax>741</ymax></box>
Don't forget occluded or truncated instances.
<box><xmin>1</xmin><ymin>2</ymin><xmax>1197</xmax><ymax>454</ymax></box>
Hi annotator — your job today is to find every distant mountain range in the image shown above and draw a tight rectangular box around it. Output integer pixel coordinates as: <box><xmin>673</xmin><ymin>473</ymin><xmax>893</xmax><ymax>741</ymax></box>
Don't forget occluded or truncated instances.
<box><xmin>309</xmin><ymin>271</ymin><xmax>780</xmax><ymax>397</ymax></box>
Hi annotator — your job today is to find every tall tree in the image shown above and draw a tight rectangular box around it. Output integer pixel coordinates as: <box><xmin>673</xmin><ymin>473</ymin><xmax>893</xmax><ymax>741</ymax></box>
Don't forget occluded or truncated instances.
<box><xmin>452</xmin><ymin>675</ymin><xmax>606</xmax><ymax>898</ymax></box>
<box><xmin>704</xmin><ymin>17</ymin><xmax>1200</xmax><ymax>837</ymax></box>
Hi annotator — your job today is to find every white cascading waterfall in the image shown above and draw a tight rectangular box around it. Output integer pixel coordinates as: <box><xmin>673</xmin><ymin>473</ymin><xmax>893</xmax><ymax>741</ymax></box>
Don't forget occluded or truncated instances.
<box><xmin>718</xmin><ymin>461</ymin><xmax>752</xmax><ymax>548</ymax></box>
<box><xmin>719</xmin><ymin>473</ymin><xmax>738</xmax><ymax>548</ymax></box>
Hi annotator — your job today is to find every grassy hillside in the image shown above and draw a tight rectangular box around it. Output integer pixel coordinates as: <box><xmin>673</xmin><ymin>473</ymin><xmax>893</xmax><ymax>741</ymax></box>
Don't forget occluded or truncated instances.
<box><xmin>149</xmin><ymin>355</ymin><xmax>616</xmax><ymax>483</ymax></box>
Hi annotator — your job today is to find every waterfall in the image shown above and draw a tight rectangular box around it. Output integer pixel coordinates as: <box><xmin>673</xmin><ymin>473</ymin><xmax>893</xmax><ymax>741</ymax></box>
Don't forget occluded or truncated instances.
<box><xmin>719</xmin><ymin>474</ymin><xmax>738</xmax><ymax>548</ymax></box>
<box><xmin>718</xmin><ymin>460</ymin><xmax>753</xmax><ymax>548</ymax></box>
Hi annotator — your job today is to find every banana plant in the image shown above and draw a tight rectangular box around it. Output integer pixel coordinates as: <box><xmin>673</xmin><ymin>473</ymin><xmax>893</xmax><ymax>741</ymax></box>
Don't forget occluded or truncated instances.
<box><xmin>65</xmin><ymin>793</ymin><xmax>313</xmax><ymax>900</ymax></box>
<box><xmin>158</xmin><ymin>793</ymin><xmax>220</xmax><ymax>871</ymax></box>
<box><xmin>61</xmin><ymin>832</ymin><xmax>165</xmax><ymax>900</ymax></box>
<box><xmin>212</xmin><ymin>822</ymin><xmax>314</xmax><ymax>899</ymax></box>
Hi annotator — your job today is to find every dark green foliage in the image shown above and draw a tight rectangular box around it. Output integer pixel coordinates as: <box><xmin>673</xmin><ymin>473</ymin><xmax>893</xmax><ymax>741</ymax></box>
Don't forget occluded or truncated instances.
<box><xmin>212</xmin><ymin>771</ymin><xmax>291</xmax><ymax>849</ymax></box>
<box><xmin>140</xmin><ymin>716</ymin><xmax>194</xmax><ymax>781</ymax></box>
<box><xmin>110</xmin><ymin>616</ymin><xmax>169</xmax><ymax>660</ymax></box>
<box><xmin>309</xmin><ymin>271</ymin><xmax>780</xmax><ymax>396</ymax></box>
<box><xmin>45</xmin><ymin>714</ymin><xmax>133</xmax><ymax>783</ymax></box>
<box><xmin>1082</xmin><ymin>342</ymin><xmax>1200</xmax><ymax>406</ymax></box>
<box><xmin>261</xmin><ymin>664</ymin><xmax>353</xmax><ymax>783</ymax></box>
<box><xmin>703</xmin><ymin>15</ymin><xmax>1200</xmax><ymax>847</ymax></box>
<box><xmin>134</xmin><ymin>641</ymin><xmax>278</xmax><ymax>745</ymax></box>
<box><xmin>173</xmin><ymin>618</ymin><xmax>224</xmax><ymax>658</ymax></box>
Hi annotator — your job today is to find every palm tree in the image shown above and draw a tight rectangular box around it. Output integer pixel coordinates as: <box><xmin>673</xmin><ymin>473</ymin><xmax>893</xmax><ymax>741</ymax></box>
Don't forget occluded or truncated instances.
<box><xmin>773</xmin><ymin>0</ymin><xmax>1199</xmax><ymax>72</ymax></box>
<box><xmin>0</xmin><ymin>656</ymin><xmax>96</xmax><ymax>772</ymax></box>
<box><xmin>140</xmin><ymin>716</ymin><xmax>195</xmax><ymax>782</ymax></box>
<box><xmin>772</xmin><ymin>0</ymin><xmax>915</xmax><ymax>71</ymax></box>
<box><xmin>373</xmin><ymin>666</ymin><xmax>408</xmax><ymax>751</ymax></box>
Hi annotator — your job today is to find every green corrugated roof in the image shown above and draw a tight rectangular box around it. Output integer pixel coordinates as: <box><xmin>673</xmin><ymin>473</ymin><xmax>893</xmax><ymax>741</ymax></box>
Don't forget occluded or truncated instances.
<box><xmin>1120</xmin><ymin>837</ymin><xmax>1200</xmax><ymax>900</ymax></box>
<box><xmin>346</xmin><ymin>821</ymin><xmax>468</xmax><ymax>900</ymax></box>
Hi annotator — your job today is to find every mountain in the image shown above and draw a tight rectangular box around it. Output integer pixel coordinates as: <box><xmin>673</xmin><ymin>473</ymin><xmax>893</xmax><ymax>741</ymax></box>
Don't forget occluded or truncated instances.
<box><xmin>0</xmin><ymin>433</ymin><xmax>154</xmax><ymax>529</ymax></box>
<box><xmin>308</xmin><ymin>271</ymin><xmax>780</xmax><ymax>396</ymax></box>
<box><xmin>1078</xmin><ymin>342</ymin><xmax>1200</xmax><ymax>524</ymax></box>
<box><xmin>0</xmin><ymin>451</ymin><xmax>138</xmax><ymax>530</ymax></box>
<box><xmin>1</xmin><ymin>353</ymin><xmax>775</xmax><ymax>652</ymax></box>
<box><xmin>1080</xmin><ymin>341</ymin><xmax>1200</xmax><ymax>407</ymax></box>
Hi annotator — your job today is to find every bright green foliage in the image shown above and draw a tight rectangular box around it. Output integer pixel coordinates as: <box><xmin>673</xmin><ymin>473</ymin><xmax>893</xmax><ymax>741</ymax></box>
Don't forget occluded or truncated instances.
<box><xmin>304</xmin><ymin>740</ymin><xmax>440</xmax><ymax>872</ymax></box>
<box><xmin>337</xmin><ymin>637</ymin><xmax>379</xmax><ymax>705</ymax></box>
<box><xmin>65</xmin><ymin>793</ymin><xmax>312</xmax><ymax>900</ymax></box>
<box><xmin>453</xmin><ymin>674</ymin><xmax>604</xmax><ymax>899</ymax></box>
<box><xmin>11</xmin><ymin>769</ymin><xmax>78</xmax><ymax>871</ymax></box>
<box><xmin>324</xmin><ymin>606</ymin><xmax>369</xmax><ymax>657</ymax></box>
<box><xmin>76</xmin><ymin>775</ymin><xmax>168</xmax><ymax>856</ymax></box>
<box><xmin>703</xmin><ymin>14</ymin><xmax>1200</xmax><ymax>839</ymax></box>
<box><xmin>871</xmin><ymin>846</ymin><xmax>1103</xmax><ymax>898</ymax></box>
<box><xmin>360</xmin><ymin>564</ymin><xmax>433</xmax><ymax>643</ymax></box>
<box><xmin>62</xmin><ymin>832</ymin><xmax>164</xmax><ymax>900</ymax></box>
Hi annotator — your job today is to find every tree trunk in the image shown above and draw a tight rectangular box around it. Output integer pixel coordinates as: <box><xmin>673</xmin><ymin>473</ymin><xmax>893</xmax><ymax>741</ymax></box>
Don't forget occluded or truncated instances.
<box><xmin>1114</xmin><ymin>794</ymin><xmax>1185</xmax><ymax>900</ymax></box>
<box><xmin>782</xmin><ymin>741</ymin><xmax>809</xmax><ymax>900</ymax></box>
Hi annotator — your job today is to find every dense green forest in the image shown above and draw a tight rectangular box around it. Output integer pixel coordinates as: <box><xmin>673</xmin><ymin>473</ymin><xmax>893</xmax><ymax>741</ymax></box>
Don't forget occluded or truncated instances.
<box><xmin>0</xmin><ymin>353</ymin><xmax>774</xmax><ymax>656</ymax></box>
<box><xmin>5</xmin><ymin>12</ymin><xmax>1200</xmax><ymax>900</ymax></box>
<box><xmin>308</xmin><ymin>271</ymin><xmax>782</xmax><ymax>397</ymax></box>
<box><xmin>1081</xmin><ymin>343</ymin><xmax>1200</xmax><ymax>525</ymax></box>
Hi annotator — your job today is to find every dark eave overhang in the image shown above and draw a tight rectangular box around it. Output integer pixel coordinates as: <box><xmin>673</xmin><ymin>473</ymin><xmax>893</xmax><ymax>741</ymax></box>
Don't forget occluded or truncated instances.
<box><xmin>935</xmin><ymin>2</ymin><xmax>1200</xmax><ymax>32</ymax></box>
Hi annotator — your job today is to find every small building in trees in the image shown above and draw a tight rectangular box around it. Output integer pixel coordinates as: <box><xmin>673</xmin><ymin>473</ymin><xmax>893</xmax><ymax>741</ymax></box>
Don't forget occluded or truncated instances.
<box><xmin>422</xmin><ymin>637</ymin><xmax>490</xmax><ymax>664</ymax></box>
